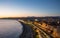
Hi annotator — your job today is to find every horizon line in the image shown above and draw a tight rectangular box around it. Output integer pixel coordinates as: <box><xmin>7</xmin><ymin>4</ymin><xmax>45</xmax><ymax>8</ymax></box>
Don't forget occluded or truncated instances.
<box><xmin>0</xmin><ymin>16</ymin><xmax>60</xmax><ymax>18</ymax></box>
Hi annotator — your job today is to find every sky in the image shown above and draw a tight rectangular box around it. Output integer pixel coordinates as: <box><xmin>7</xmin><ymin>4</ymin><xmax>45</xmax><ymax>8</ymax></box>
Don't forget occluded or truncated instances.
<box><xmin>0</xmin><ymin>0</ymin><xmax>60</xmax><ymax>18</ymax></box>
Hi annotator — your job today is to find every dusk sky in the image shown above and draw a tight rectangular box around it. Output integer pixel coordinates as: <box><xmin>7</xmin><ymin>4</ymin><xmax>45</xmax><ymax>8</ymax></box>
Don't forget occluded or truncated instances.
<box><xmin>0</xmin><ymin>0</ymin><xmax>60</xmax><ymax>18</ymax></box>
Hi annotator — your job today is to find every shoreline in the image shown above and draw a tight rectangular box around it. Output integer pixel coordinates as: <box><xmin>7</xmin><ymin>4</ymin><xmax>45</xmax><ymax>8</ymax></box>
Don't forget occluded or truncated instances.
<box><xmin>19</xmin><ymin>21</ymin><xmax>34</xmax><ymax>38</ymax></box>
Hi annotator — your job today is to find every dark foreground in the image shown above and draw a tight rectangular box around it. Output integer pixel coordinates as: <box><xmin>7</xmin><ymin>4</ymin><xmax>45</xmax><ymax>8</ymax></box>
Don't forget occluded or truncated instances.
<box><xmin>19</xmin><ymin>22</ymin><xmax>34</xmax><ymax>38</ymax></box>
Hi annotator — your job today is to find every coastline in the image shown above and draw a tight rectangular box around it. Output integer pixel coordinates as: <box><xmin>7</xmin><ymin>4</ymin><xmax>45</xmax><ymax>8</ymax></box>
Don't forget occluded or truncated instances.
<box><xmin>18</xmin><ymin>21</ymin><xmax>34</xmax><ymax>38</ymax></box>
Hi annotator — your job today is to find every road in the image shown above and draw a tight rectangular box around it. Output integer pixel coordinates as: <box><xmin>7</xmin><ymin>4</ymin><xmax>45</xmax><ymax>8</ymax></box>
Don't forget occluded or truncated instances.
<box><xmin>30</xmin><ymin>24</ymin><xmax>53</xmax><ymax>38</ymax></box>
<box><xmin>18</xmin><ymin>20</ymin><xmax>53</xmax><ymax>38</ymax></box>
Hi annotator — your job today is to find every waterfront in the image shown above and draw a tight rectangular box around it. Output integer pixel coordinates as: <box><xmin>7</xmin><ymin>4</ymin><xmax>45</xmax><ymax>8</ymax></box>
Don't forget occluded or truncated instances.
<box><xmin>0</xmin><ymin>19</ymin><xmax>23</xmax><ymax>38</ymax></box>
<box><xmin>0</xmin><ymin>16</ymin><xmax>60</xmax><ymax>38</ymax></box>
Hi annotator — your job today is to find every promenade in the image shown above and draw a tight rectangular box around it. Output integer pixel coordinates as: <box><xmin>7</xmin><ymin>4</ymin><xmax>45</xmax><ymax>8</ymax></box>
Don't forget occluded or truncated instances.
<box><xmin>19</xmin><ymin>22</ymin><xmax>34</xmax><ymax>38</ymax></box>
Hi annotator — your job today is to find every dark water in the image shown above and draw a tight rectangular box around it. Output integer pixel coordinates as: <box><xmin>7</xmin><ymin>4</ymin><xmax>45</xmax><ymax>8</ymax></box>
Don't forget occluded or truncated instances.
<box><xmin>0</xmin><ymin>19</ymin><xmax>23</xmax><ymax>38</ymax></box>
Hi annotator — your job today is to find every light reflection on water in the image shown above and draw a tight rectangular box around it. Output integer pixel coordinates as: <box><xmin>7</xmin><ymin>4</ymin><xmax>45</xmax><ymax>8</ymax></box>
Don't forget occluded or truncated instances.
<box><xmin>0</xmin><ymin>19</ymin><xmax>23</xmax><ymax>38</ymax></box>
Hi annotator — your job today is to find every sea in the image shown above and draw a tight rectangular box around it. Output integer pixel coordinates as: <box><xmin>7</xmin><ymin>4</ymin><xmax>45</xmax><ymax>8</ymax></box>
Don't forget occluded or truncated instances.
<box><xmin>0</xmin><ymin>19</ymin><xmax>23</xmax><ymax>38</ymax></box>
